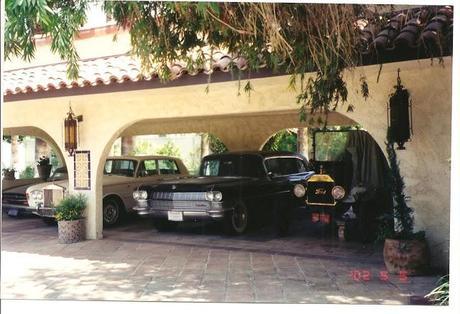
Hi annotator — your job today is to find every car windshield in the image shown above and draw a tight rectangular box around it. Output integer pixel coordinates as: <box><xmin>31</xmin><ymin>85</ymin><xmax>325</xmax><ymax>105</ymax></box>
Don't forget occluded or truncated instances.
<box><xmin>264</xmin><ymin>157</ymin><xmax>308</xmax><ymax>176</ymax></box>
<box><xmin>49</xmin><ymin>167</ymin><xmax>68</xmax><ymax>180</ymax></box>
<box><xmin>201</xmin><ymin>158</ymin><xmax>238</xmax><ymax>177</ymax></box>
<box><xmin>104</xmin><ymin>159</ymin><xmax>137</xmax><ymax>177</ymax></box>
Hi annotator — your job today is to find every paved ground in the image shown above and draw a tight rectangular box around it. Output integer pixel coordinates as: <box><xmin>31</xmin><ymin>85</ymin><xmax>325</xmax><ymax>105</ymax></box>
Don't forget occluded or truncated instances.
<box><xmin>1</xmin><ymin>210</ymin><xmax>441</xmax><ymax>304</ymax></box>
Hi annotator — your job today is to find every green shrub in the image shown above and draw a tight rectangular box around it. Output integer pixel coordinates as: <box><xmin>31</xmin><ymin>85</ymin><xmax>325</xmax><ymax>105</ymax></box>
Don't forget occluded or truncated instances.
<box><xmin>19</xmin><ymin>165</ymin><xmax>35</xmax><ymax>179</ymax></box>
<box><xmin>55</xmin><ymin>194</ymin><xmax>87</xmax><ymax>221</ymax></box>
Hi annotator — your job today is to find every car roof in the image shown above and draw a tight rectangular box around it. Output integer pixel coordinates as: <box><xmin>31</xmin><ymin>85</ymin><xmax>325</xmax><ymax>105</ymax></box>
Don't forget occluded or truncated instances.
<box><xmin>203</xmin><ymin>151</ymin><xmax>306</xmax><ymax>159</ymax></box>
<box><xmin>107</xmin><ymin>155</ymin><xmax>182</xmax><ymax>161</ymax></box>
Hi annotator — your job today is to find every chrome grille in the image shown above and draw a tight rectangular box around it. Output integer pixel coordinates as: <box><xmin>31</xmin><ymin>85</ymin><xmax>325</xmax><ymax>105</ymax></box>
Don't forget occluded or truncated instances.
<box><xmin>151</xmin><ymin>192</ymin><xmax>207</xmax><ymax>201</ymax></box>
<box><xmin>2</xmin><ymin>193</ymin><xmax>27</xmax><ymax>205</ymax></box>
<box><xmin>44</xmin><ymin>188</ymin><xmax>64</xmax><ymax>208</ymax></box>
<box><xmin>149</xmin><ymin>200</ymin><xmax>210</xmax><ymax>211</ymax></box>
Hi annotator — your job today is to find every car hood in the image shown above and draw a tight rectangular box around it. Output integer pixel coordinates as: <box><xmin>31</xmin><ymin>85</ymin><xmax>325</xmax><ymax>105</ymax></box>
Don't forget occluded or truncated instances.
<box><xmin>25</xmin><ymin>179</ymin><xmax>69</xmax><ymax>193</ymax></box>
<box><xmin>25</xmin><ymin>175</ymin><xmax>138</xmax><ymax>193</ymax></box>
<box><xmin>143</xmin><ymin>176</ymin><xmax>256</xmax><ymax>192</ymax></box>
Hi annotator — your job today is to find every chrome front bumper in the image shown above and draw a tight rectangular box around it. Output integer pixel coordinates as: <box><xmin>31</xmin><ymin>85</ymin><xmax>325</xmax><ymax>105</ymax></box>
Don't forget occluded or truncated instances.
<box><xmin>32</xmin><ymin>205</ymin><xmax>55</xmax><ymax>218</ymax></box>
<box><xmin>134</xmin><ymin>199</ymin><xmax>232</xmax><ymax>221</ymax></box>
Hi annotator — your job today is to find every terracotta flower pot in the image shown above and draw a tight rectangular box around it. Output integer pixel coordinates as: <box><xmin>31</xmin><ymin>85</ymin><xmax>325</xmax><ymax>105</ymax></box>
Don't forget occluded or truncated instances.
<box><xmin>58</xmin><ymin>219</ymin><xmax>85</xmax><ymax>244</ymax></box>
<box><xmin>383</xmin><ymin>238</ymin><xmax>429</xmax><ymax>275</ymax></box>
<box><xmin>37</xmin><ymin>164</ymin><xmax>52</xmax><ymax>180</ymax></box>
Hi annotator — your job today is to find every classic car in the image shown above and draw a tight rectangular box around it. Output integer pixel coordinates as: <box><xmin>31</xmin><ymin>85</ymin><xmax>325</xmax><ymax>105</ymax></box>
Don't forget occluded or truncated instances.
<box><xmin>26</xmin><ymin>155</ymin><xmax>189</xmax><ymax>226</ymax></box>
<box><xmin>1</xmin><ymin>168</ymin><xmax>66</xmax><ymax>217</ymax></box>
<box><xmin>133</xmin><ymin>151</ymin><xmax>315</xmax><ymax>235</ymax></box>
<box><xmin>292</xmin><ymin>129</ymin><xmax>392</xmax><ymax>242</ymax></box>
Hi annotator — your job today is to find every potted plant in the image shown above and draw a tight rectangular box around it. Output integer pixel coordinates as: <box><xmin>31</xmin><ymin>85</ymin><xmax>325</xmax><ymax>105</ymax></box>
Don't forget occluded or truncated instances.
<box><xmin>378</xmin><ymin>131</ymin><xmax>429</xmax><ymax>275</ymax></box>
<box><xmin>55</xmin><ymin>193</ymin><xmax>87</xmax><ymax>244</ymax></box>
<box><xmin>2</xmin><ymin>167</ymin><xmax>16</xmax><ymax>180</ymax></box>
<box><xmin>37</xmin><ymin>156</ymin><xmax>52</xmax><ymax>180</ymax></box>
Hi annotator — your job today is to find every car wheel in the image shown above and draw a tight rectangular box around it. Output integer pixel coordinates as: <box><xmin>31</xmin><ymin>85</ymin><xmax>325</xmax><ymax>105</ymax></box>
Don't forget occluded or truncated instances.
<box><xmin>103</xmin><ymin>198</ymin><xmax>122</xmax><ymax>227</ymax></box>
<box><xmin>152</xmin><ymin>218</ymin><xmax>178</xmax><ymax>232</ymax></box>
<box><xmin>225</xmin><ymin>203</ymin><xmax>249</xmax><ymax>235</ymax></box>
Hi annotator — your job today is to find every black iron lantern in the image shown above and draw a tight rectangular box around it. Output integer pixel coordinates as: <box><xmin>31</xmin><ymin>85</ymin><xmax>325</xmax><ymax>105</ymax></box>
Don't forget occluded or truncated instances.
<box><xmin>387</xmin><ymin>69</ymin><xmax>413</xmax><ymax>149</ymax></box>
<box><xmin>64</xmin><ymin>105</ymin><xmax>82</xmax><ymax>156</ymax></box>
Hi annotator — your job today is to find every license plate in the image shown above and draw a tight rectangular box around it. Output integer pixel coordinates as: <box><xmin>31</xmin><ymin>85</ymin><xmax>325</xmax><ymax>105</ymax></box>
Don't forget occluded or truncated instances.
<box><xmin>7</xmin><ymin>209</ymin><xmax>19</xmax><ymax>216</ymax></box>
<box><xmin>167</xmin><ymin>211</ymin><xmax>183</xmax><ymax>221</ymax></box>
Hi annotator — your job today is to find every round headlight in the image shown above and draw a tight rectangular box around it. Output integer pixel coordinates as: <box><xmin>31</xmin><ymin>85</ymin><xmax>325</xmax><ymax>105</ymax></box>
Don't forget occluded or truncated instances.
<box><xmin>213</xmin><ymin>191</ymin><xmax>223</xmax><ymax>202</ymax></box>
<box><xmin>32</xmin><ymin>190</ymin><xmax>43</xmax><ymax>200</ymax></box>
<box><xmin>133</xmin><ymin>190</ymin><xmax>148</xmax><ymax>201</ymax></box>
<box><xmin>293</xmin><ymin>184</ymin><xmax>306</xmax><ymax>198</ymax></box>
<box><xmin>205</xmin><ymin>191</ymin><xmax>214</xmax><ymax>201</ymax></box>
<box><xmin>332</xmin><ymin>186</ymin><xmax>346</xmax><ymax>200</ymax></box>
<box><xmin>139</xmin><ymin>190</ymin><xmax>148</xmax><ymax>200</ymax></box>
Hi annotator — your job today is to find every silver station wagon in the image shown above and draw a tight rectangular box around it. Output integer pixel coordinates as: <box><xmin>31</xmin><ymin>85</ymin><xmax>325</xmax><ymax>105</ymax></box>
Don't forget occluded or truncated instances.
<box><xmin>26</xmin><ymin>156</ymin><xmax>189</xmax><ymax>226</ymax></box>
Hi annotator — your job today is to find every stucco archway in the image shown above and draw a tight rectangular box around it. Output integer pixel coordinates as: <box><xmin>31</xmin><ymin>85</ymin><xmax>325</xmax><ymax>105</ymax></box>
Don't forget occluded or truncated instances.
<box><xmin>3</xmin><ymin>126</ymin><xmax>67</xmax><ymax>168</ymax></box>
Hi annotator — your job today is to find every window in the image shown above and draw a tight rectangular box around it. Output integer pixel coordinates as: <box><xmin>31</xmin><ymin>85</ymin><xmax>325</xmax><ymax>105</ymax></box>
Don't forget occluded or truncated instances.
<box><xmin>104</xmin><ymin>159</ymin><xmax>137</xmax><ymax>177</ymax></box>
<box><xmin>264</xmin><ymin>157</ymin><xmax>307</xmax><ymax>176</ymax></box>
<box><xmin>138</xmin><ymin>160</ymin><xmax>158</xmax><ymax>177</ymax></box>
<box><xmin>158</xmin><ymin>159</ymin><xmax>180</xmax><ymax>175</ymax></box>
<box><xmin>201</xmin><ymin>158</ymin><xmax>238</xmax><ymax>176</ymax></box>
<box><xmin>201</xmin><ymin>159</ymin><xmax>221</xmax><ymax>176</ymax></box>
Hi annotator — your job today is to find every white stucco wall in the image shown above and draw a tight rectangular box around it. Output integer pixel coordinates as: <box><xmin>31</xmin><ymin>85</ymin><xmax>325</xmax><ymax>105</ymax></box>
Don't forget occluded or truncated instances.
<box><xmin>2</xmin><ymin>57</ymin><xmax>452</xmax><ymax>270</ymax></box>
<box><xmin>338</xmin><ymin>58</ymin><xmax>452</xmax><ymax>270</ymax></box>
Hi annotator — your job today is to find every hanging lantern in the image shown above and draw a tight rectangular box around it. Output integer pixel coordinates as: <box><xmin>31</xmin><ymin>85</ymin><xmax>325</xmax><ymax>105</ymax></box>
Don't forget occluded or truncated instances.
<box><xmin>64</xmin><ymin>105</ymin><xmax>82</xmax><ymax>156</ymax></box>
<box><xmin>387</xmin><ymin>69</ymin><xmax>413</xmax><ymax>150</ymax></box>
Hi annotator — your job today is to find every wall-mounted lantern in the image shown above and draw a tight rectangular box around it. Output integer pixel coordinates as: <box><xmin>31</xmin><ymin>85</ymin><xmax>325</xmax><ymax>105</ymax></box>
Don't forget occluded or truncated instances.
<box><xmin>64</xmin><ymin>105</ymin><xmax>83</xmax><ymax>156</ymax></box>
<box><xmin>387</xmin><ymin>68</ymin><xmax>413</xmax><ymax>150</ymax></box>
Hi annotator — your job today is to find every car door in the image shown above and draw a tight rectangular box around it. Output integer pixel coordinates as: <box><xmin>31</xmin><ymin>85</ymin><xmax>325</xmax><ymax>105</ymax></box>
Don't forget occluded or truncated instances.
<box><xmin>238</xmin><ymin>155</ymin><xmax>277</xmax><ymax>210</ymax></box>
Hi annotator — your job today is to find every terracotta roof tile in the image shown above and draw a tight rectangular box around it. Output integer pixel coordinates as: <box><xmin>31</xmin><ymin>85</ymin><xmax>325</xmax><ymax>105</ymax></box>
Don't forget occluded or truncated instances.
<box><xmin>3</xmin><ymin>53</ymin><xmax>250</xmax><ymax>95</ymax></box>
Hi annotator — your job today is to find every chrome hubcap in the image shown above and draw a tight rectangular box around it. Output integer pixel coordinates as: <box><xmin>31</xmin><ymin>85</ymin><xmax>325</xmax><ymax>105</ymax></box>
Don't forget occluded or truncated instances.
<box><xmin>103</xmin><ymin>204</ymin><xmax>118</xmax><ymax>224</ymax></box>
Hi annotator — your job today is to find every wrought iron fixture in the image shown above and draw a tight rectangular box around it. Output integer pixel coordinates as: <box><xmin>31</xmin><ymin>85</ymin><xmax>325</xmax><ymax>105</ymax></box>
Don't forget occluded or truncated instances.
<box><xmin>64</xmin><ymin>104</ymin><xmax>83</xmax><ymax>156</ymax></box>
<box><xmin>387</xmin><ymin>69</ymin><xmax>413</xmax><ymax>149</ymax></box>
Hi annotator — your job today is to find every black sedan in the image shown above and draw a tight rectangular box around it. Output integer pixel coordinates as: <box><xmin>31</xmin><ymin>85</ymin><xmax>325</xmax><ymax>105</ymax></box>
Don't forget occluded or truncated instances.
<box><xmin>133</xmin><ymin>151</ymin><xmax>315</xmax><ymax>234</ymax></box>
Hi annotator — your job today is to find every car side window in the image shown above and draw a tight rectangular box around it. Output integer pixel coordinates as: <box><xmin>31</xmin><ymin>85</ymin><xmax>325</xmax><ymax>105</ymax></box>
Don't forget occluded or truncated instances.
<box><xmin>296</xmin><ymin>159</ymin><xmax>307</xmax><ymax>172</ymax></box>
<box><xmin>265</xmin><ymin>157</ymin><xmax>306</xmax><ymax>176</ymax></box>
<box><xmin>139</xmin><ymin>160</ymin><xmax>159</xmax><ymax>177</ymax></box>
<box><xmin>104</xmin><ymin>159</ymin><xmax>137</xmax><ymax>177</ymax></box>
<box><xmin>158</xmin><ymin>159</ymin><xmax>180</xmax><ymax>175</ymax></box>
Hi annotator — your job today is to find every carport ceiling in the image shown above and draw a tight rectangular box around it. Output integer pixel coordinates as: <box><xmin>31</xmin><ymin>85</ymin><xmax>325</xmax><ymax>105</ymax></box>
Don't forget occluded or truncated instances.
<box><xmin>119</xmin><ymin>109</ymin><xmax>357</xmax><ymax>151</ymax></box>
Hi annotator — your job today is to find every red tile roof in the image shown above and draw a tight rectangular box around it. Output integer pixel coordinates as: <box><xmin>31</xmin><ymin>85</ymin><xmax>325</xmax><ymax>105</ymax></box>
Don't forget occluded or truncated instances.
<box><xmin>3</xmin><ymin>52</ymin><xmax>250</xmax><ymax>96</ymax></box>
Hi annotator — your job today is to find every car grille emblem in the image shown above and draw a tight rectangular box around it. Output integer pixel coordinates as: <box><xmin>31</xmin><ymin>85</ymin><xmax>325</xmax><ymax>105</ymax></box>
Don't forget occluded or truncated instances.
<box><xmin>172</xmin><ymin>185</ymin><xmax>177</xmax><ymax>190</ymax></box>
<box><xmin>315</xmin><ymin>188</ymin><xmax>327</xmax><ymax>195</ymax></box>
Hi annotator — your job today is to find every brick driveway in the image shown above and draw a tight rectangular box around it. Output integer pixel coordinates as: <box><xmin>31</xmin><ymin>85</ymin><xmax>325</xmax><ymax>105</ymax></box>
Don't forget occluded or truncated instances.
<box><xmin>1</xmin><ymin>211</ymin><xmax>440</xmax><ymax>304</ymax></box>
